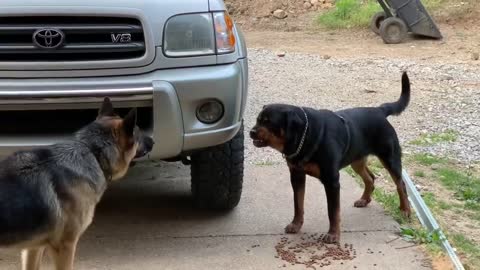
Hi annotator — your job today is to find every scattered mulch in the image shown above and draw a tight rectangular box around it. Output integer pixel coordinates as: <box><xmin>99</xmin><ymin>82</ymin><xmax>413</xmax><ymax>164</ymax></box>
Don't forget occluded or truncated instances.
<box><xmin>274</xmin><ymin>233</ymin><xmax>356</xmax><ymax>269</ymax></box>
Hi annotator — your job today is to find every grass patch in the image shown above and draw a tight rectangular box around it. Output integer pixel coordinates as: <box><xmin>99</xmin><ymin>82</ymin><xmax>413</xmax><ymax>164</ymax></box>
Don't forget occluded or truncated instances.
<box><xmin>450</xmin><ymin>234</ymin><xmax>480</xmax><ymax>268</ymax></box>
<box><xmin>467</xmin><ymin>212</ymin><xmax>480</xmax><ymax>222</ymax></box>
<box><xmin>406</xmin><ymin>155</ymin><xmax>480</xmax><ymax>268</ymax></box>
<box><xmin>254</xmin><ymin>161</ymin><xmax>277</xmax><ymax>166</ymax></box>
<box><xmin>410</xmin><ymin>129</ymin><xmax>458</xmax><ymax>146</ymax></box>
<box><xmin>343</xmin><ymin>166</ymin><xmax>356</xmax><ymax>177</ymax></box>
<box><xmin>317</xmin><ymin>0</ymin><xmax>381</xmax><ymax>29</ymax></box>
<box><xmin>423</xmin><ymin>0</ymin><xmax>446</xmax><ymax>10</ymax></box>
<box><xmin>372</xmin><ymin>188</ymin><xmax>408</xmax><ymax>224</ymax></box>
<box><xmin>437</xmin><ymin>201</ymin><xmax>453</xmax><ymax>211</ymax></box>
<box><xmin>465</xmin><ymin>201</ymin><xmax>480</xmax><ymax>211</ymax></box>
<box><xmin>414</xmin><ymin>170</ymin><xmax>426</xmax><ymax>178</ymax></box>
<box><xmin>422</xmin><ymin>192</ymin><xmax>452</xmax><ymax>211</ymax></box>
<box><xmin>316</xmin><ymin>0</ymin><xmax>452</xmax><ymax>29</ymax></box>
<box><xmin>401</xmin><ymin>226</ymin><xmax>443</xmax><ymax>245</ymax></box>
<box><xmin>422</xmin><ymin>192</ymin><xmax>437</xmax><ymax>209</ymax></box>
<box><xmin>437</xmin><ymin>168</ymin><xmax>480</xmax><ymax>203</ymax></box>
<box><xmin>410</xmin><ymin>153</ymin><xmax>447</xmax><ymax>166</ymax></box>
<box><xmin>347</xmin><ymin>153</ymin><xmax>480</xmax><ymax>267</ymax></box>
<box><xmin>368</xmin><ymin>158</ymin><xmax>384</xmax><ymax>175</ymax></box>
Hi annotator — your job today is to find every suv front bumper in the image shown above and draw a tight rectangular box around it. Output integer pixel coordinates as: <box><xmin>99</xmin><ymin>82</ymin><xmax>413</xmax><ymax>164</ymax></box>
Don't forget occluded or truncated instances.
<box><xmin>0</xmin><ymin>58</ymin><xmax>248</xmax><ymax>159</ymax></box>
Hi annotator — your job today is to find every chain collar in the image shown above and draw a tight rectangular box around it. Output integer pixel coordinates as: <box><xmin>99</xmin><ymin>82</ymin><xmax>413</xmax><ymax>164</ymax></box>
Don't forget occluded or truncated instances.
<box><xmin>283</xmin><ymin>107</ymin><xmax>309</xmax><ymax>160</ymax></box>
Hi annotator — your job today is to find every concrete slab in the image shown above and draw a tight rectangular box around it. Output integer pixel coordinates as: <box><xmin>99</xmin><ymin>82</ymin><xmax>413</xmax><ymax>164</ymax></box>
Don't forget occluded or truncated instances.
<box><xmin>0</xmin><ymin>162</ymin><xmax>430</xmax><ymax>269</ymax></box>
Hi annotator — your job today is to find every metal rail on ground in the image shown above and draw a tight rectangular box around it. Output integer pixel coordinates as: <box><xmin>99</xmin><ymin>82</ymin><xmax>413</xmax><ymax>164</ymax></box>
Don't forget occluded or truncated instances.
<box><xmin>402</xmin><ymin>170</ymin><xmax>465</xmax><ymax>270</ymax></box>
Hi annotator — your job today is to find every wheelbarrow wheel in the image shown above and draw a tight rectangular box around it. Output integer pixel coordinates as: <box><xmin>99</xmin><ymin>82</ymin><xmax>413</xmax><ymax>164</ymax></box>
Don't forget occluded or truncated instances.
<box><xmin>379</xmin><ymin>17</ymin><xmax>408</xmax><ymax>44</ymax></box>
<box><xmin>370</xmin><ymin>11</ymin><xmax>386</xmax><ymax>35</ymax></box>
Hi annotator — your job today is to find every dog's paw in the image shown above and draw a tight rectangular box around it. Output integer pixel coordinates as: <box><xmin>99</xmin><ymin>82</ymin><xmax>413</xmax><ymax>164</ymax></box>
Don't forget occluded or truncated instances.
<box><xmin>400</xmin><ymin>207</ymin><xmax>412</xmax><ymax>220</ymax></box>
<box><xmin>284</xmin><ymin>222</ymin><xmax>302</xmax><ymax>234</ymax></box>
<box><xmin>322</xmin><ymin>232</ymin><xmax>340</xmax><ymax>244</ymax></box>
<box><xmin>354</xmin><ymin>198</ymin><xmax>371</xmax><ymax>208</ymax></box>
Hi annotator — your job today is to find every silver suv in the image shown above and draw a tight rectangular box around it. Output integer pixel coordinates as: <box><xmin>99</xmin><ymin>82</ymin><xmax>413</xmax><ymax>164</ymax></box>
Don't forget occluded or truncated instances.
<box><xmin>0</xmin><ymin>0</ymin><xmax>248</xmax><ymax>209</ymax></box>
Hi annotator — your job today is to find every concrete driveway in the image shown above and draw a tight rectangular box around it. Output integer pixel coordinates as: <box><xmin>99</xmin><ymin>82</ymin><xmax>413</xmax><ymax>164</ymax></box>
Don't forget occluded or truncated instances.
<box><xmin>0</xmin><ymin>161</ymin><xmax>430</xmax><ymax>269</ymax></box>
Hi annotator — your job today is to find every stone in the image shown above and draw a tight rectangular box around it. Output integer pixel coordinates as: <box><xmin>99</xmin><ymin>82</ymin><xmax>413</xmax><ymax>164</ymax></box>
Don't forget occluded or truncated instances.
<box><xmin>472</xmin><ymin>52</ymin><xmax>479</xmax><ymax>61</ymax></box>
<box><xmin>431</xmin><ymin>164</ymin><xmax>441</xmax><ymax>171</ymax></box>
<box><xmin>273</xmin><ymin>9</ymin><xmax>288</xmax><ymax>19</ymax></box>
<box><xmin>304</xmin><ymin>2</ymin><xmax>312</xmax><ymax>9</ymax></box>
<box><xmin>321</xmin><ymin>2</ymin><xmax>334</xmax><ymax>9</ymax></box>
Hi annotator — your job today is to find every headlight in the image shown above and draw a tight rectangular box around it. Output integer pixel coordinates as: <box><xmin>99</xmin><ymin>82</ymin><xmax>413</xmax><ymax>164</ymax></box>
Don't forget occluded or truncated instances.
<box><xmin>163</xmin><ymin>12</ymin><xmax>236</xmax><ymax>57</ymax></box>
<box><xmin>164</xmin><ymin>13</ymin><xmax>215</xmax><ymax>57</ymax></box>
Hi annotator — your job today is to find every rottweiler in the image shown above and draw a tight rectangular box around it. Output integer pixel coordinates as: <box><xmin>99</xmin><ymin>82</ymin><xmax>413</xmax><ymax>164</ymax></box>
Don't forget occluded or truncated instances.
<box><xmin>250</xmin><ymin>72</ymin><xmax>411</xmax><ymax>243</ymax></box>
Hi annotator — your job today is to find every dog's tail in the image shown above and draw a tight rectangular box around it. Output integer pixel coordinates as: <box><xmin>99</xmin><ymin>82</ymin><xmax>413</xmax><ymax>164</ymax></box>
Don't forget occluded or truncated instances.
<box><xmin>379</xmin><ymin>72</ymin><xmax>410</xmax><ymax>117</ymax></box>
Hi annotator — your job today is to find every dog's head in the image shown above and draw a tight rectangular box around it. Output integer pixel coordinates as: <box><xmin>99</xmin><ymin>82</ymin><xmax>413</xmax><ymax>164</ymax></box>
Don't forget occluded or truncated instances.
<box><xmin>76</xmin><ymin>97</ymin><xmax>154</xmax><ymax>181</ymax></box>
<box><xmin>250</xmin><ymin>104</ymin><xmax>305</xmax><ymax>154</ymax></box>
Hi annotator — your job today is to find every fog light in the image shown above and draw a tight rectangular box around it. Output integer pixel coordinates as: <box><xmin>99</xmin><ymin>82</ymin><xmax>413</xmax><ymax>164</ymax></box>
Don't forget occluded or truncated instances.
<box><xmin>196</xmin><ymin>100</ymin><xmax>224</xmax><ymax>124</ymax></box>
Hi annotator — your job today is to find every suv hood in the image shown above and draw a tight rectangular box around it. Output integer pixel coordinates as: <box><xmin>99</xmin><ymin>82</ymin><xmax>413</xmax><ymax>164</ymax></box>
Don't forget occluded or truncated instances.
<box><xmin>0</xmin><ymin>0</ymin><xmax>209</xmax><ymax>9</ymax></box>
<box><xmin>0</xmin><ymin>0</ymin><xmax>214</xmax><ymax>46</ymax></box>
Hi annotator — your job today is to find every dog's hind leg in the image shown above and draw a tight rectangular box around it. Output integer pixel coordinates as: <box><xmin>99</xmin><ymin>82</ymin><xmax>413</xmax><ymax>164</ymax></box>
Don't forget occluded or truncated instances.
<box><xmin>351</xmin><ymin>158</ymin><xmax>375</xmax><ymax>208</ymax></box>
<box><xmin>377</xmin><ymin>150</ymin><xmax>411</xmax><ymax>218</ymax></box>
<box><xmin>21</xmin><ymin>247</ymin><xmax>45</xmax><ymax>270</ymax></box>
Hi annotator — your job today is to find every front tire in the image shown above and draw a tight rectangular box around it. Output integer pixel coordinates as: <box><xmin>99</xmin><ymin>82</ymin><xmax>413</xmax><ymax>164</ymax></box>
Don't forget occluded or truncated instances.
<box><xmin>190</xmin><ymin>124</ymin><xmax>244</xmax><ymax>210</ymax></box>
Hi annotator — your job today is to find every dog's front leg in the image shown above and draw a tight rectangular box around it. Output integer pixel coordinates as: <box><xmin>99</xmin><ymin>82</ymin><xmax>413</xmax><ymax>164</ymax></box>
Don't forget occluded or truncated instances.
<box><xmin>49</xmin><ymin>238</ymin><xmax>79</xmax><ymax>270</ymax></box>
<box><xmin>21</xmin><ymin>247</ymin><xmax>45</xmax><ymax>270</ymax></box>
<box><xmin>322</xmin><ymin>171</ymin><xmax>341</xmax><ymax>243</ymax></box>
<box><xmin>285</xmin><ymin>168</ymin><xmax>306</xmax><ymax>234</ymax></box>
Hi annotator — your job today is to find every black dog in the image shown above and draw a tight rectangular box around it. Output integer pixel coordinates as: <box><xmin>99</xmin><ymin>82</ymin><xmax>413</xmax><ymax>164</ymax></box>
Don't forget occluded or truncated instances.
<box><xmin>250</xmin><ymin>72</ymin><xmax>411</xmax><ymax>243</ymax></box>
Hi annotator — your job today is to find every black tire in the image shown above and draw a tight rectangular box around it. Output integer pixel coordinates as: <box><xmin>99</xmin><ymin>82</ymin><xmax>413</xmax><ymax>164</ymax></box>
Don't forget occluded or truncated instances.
<box><xmin>190</xmin><ymin>124</ymin><xmax>244</xmax><ymax>210</ymax></box>
<box><xmin>370</xmin><ymin>11</ymin><xmax>386</xmax><ymax>35</ymax></box>
<box><xmin>379</xmin><ymin>17</ymin><xmax>408</xmax><ymax>44</ymax></box>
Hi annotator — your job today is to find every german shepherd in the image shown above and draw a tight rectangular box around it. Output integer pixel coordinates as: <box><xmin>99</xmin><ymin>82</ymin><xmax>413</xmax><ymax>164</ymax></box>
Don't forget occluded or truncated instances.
<box><xmin>0</xmin><ymin>97</ymin><xmax>154</xmax><ymax>270</ymax></box>
<box><xmin>250</xmin><ymin>72</ymin><xmax>411</xmax><ymax>243</ymax></box>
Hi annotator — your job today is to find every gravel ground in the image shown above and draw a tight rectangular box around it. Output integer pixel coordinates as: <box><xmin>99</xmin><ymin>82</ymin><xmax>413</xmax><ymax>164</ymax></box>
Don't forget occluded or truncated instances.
<box><xmin>243</xmin><ymin>49</ymin><xmax>480</xmax><ymax>165</ymax></box>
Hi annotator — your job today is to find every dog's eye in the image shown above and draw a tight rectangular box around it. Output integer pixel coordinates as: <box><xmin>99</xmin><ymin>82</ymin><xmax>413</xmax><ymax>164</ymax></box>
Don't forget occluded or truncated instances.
<box><xmin>259</xmin><ymin>117</ymin><xmax>269</xmax><ymax>124</ymax></box>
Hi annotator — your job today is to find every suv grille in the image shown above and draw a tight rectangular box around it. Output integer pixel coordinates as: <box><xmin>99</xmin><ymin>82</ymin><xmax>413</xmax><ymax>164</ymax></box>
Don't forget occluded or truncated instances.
<box><xmin>0</xmin><ymin>107</ymin><xmax>153</xmax><ymax>135</ymax></box>
<box><xmin>0</xmin><ymin>16</ymin><xmax>145</xmax><ymax>61</ymax></box>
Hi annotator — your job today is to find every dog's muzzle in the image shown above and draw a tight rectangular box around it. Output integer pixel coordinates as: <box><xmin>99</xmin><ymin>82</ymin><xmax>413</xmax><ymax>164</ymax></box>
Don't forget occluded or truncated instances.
<box><xmin>135</xmin><ymin>136</ymin><xmax>155</xmax><ymax>158</ymax></box>
<box><xmin>250</xmin><ymin>127</ymin><xmax>267</xmax><ymax>148</ymax></box>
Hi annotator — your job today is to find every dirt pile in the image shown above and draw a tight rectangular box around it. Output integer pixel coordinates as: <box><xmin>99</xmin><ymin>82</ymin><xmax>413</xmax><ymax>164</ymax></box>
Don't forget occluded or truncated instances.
<box><xmin>225</xmin><ymin>0</ymin><xmax>333</xmax><ymax>18</ymax></box>
<box><xmin>226</xmin><ymin>0</ymin><xmax>479</xmax><ymax>31</ymax></box>
<box><xmin>225</xmin><ymin>0</ymin><xmax>334</xmax><ymax>30</ymax></box>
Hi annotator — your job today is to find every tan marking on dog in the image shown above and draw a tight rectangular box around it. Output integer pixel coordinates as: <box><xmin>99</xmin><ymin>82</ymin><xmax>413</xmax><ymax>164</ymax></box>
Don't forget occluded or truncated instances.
<box><xmin>255</xmin><ymin>126</ymin><xmax>286</xmax><ymax>152</ymax></box>
<box><xmin>351</xmin><ymin>158</ymin><xmax>375</xmax><ymax>207</ymax></box>
<box><xmin>379</xmin><ymin>159</ymin><xmax>411</xmax><ymax>218</ymax></box>
<box><xmin>303</xmin><ymin>163</ymin><xmax>321</xmax><ymax>178</ymax></box>
<box><xmin>97</xmin><ymin>117</ymin><xmax>139</xmax><ymax>181</ymax></box>
<box><xmin>287</xmin><ymin>162</ymin><xmax>321</xmax><ymax>179</ymax></box>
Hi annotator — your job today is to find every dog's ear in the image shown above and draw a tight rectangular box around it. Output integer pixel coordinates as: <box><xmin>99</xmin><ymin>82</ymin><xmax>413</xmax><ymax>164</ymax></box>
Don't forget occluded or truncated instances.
<box><xmin>284</xmin><ymin>109</ymin><xmax>304</xmax><ymax>144</ymax></box>
<box><xmin>98</xmin><ymin>97</ymin><xmax>115</xmax><ymax>117</ymax></box>
<box><xmin>123</xmin><ymin>108</ymin><xmax>137</xmax><ymax>136</ymax></box>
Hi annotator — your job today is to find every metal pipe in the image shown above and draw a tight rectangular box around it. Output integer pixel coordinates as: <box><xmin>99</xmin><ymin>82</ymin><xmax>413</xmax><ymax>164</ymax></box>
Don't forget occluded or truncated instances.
<box><xmin>402</xmin><ymin>170</ymin><xmax>465</xmax><ymax>270</ymax></box>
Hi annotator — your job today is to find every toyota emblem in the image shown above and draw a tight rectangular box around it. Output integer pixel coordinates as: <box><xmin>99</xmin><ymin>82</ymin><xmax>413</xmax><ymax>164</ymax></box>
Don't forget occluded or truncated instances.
<box><xmin>32</xmin><ymin>29</ymin><xmax>65</xmax><ymax>49</ymax></box>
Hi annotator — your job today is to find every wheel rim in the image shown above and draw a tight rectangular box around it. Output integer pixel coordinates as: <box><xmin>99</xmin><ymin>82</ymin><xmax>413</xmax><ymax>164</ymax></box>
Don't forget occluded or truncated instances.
<box><xmin>387</xmin><ymin>24</ymin><xmax>402</xmax><ymax>40</ymax></box>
